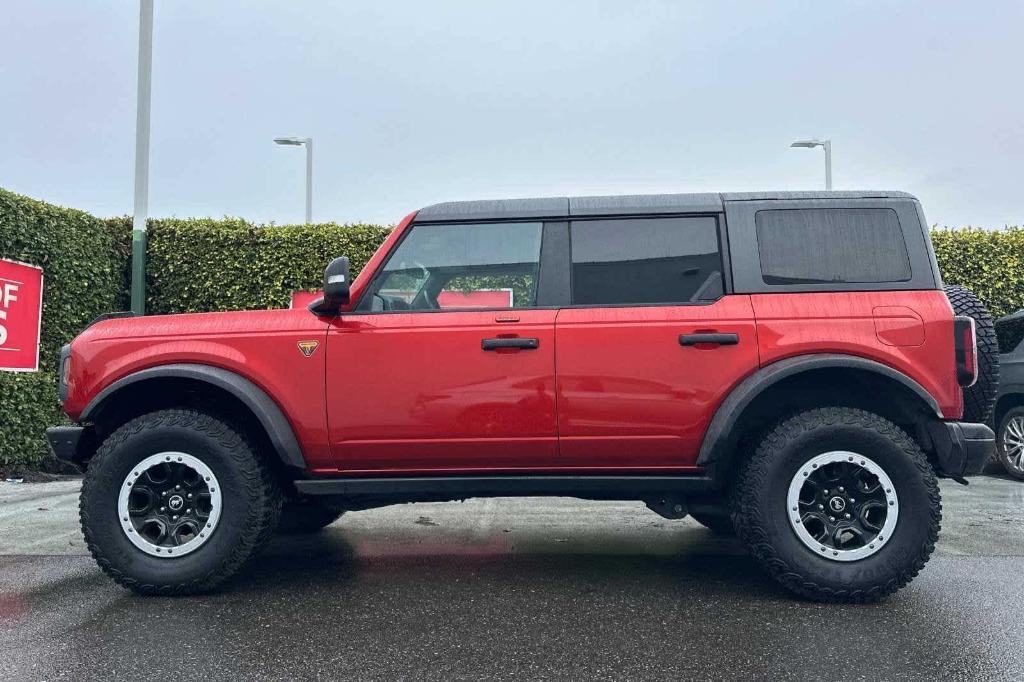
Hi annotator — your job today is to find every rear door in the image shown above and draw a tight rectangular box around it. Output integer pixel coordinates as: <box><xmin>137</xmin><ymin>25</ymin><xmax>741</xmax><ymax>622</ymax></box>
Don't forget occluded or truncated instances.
<box><xmin>326</xmin><ymin>220</ymin><xmax>559</xmax><ymax>472</ymax></box>
<box><xmin>554</xmin><ymin>215</ymin><xmax>759</xmax><ymax>469</ymax></box>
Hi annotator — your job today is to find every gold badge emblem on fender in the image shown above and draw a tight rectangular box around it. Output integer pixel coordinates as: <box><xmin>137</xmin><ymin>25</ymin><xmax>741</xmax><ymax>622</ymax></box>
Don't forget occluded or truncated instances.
<box><xmin>297</xmin><ymin>340</ymin><xmax>319</xmax><ymax>358</ymax></box>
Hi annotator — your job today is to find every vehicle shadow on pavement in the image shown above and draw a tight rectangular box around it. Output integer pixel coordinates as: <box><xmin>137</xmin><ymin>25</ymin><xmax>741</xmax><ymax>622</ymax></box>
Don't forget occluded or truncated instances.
<box><xmin>225</xmin><ymin>525</ymin><xmax>787</xmax><ymax>602</ymax></box>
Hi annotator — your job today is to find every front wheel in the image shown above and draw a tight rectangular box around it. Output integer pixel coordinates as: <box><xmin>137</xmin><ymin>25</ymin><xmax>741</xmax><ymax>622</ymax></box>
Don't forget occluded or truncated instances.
<box><xmin>80</xmin><ymin>409</ymin><xmax>282</xmax><ymax>595</ymax></box>
<box><xmin>731</xmin><ymin>407</ymin><xmax>941</xmax><ymax>602</ymax></box>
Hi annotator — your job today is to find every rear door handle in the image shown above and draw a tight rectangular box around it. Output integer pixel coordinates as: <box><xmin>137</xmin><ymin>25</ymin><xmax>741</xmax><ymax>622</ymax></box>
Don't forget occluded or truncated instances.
<box><xmin>482</xmin><ymin>337</ymin><xmax>540</xmax><ymax>351</ymax></box>
<box><xmin>679</xmin><ymin>333</ymin><xmax>739</xmax><ymax>347</ymax></box>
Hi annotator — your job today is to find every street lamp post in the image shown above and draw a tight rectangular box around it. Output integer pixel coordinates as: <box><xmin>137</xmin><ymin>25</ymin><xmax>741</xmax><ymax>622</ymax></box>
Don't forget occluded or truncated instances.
<box><xmin>790</xmin><ymin>139</ymin><xmax>832</xmax><ymax>190</ymax></box>
<box><xmin>131</xmin><ymin>0</ymin><xmax>155</xmax><ymax>314</ymax></box>
<box><xmin>274</xmin><ymin>137</ymin><xmax>313</xmax><ymax>223</ymax></box>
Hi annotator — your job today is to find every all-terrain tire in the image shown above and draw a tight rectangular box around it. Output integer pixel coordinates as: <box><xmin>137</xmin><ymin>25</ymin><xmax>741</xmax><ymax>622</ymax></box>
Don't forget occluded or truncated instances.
<box><xmin>278</xmin><ymin>499</ymin><xmax>345</xmax><ymax>534</ymax></box>
<box><xmin>945</xmin><ymin>284</ymin><xmax>999</xmax><ymax>423</ymax></box>
<box><xmin>80</xmin><ymin>409</ymin><xmax>282</xmax><ymax>595</ymax></box>
<box><xmin>731</xmin><ymin>407</ymin><xmax>941</xmax><ymax>603</ymax></box>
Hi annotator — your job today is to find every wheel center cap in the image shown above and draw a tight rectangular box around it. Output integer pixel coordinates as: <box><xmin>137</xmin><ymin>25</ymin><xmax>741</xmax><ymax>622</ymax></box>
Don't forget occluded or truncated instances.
<box><xmin>168</xmin><ymin>495</ymin><xmax>184</xmax><ymax>511</ymax></box>
<box><xmin>829</xmin><ymin>496</ymin><xmax>847</xmax><ymax>513</ymax></box>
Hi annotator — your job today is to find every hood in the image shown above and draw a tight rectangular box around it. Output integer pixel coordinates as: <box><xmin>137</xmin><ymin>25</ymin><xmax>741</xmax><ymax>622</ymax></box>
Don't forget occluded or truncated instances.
<box><xmin>75</xmin><ymin>308</ymin><xmax>326</xmax><ymax>344</ymax></box>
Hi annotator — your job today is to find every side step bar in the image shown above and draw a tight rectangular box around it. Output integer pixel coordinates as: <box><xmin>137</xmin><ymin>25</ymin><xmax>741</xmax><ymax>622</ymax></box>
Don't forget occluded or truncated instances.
<box><xmin>294</xmin><ymin>475</ymin><xmax>716</xmax><ymax>501</ymax></box>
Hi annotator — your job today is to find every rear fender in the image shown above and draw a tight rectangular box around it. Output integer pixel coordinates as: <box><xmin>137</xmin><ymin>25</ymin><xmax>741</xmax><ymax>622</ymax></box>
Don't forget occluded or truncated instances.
<box><xmin>697</xmin><ymin>354</ymin><xmax>941</xmax><ymax>481</ymax></box>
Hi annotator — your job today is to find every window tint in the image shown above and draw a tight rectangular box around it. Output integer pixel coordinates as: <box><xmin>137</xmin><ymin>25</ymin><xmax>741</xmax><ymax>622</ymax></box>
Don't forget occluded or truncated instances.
<box><xmin>996</xmin><ymin>312</ymin><xmax>1024</xmax><ymax>354</ymax></box>
<box><xmin>570</xmin><ymin>217</ymin><xmax>723</xmax><ymax>305</ymax></box>
<box><xmin>364</xmin><ymin>222</ymin><xmax>542</xmax><ymax>311</ymax></box>
<box><xmin>755</xmin><ymin>208</ymin><xmax>911</xmax><ymax>285</ymax></box>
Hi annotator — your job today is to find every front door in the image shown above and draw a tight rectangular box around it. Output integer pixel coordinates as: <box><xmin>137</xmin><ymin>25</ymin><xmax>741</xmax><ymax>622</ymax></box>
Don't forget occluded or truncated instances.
<box><xmin>554</xmin><ymin>215</ymin><xmax>759</xmax><ymax>469</ymax></box>
<box><xmin>325</xmin><ymin>220</ymin><xmax>558</xmax><ymax>473</ymax></box>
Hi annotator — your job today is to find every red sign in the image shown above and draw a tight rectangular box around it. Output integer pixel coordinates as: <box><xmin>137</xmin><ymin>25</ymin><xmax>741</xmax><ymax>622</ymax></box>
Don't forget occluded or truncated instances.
<box><xmin>0</xmin><ymin>259</ymin><xmax>44</xmax><ymax>372</ymax></box>
<box><xmin>290</xmin><ymin>290</ymin><xmax>322</xmax><ymax>309</ymax></box>
<box><xmin>436</xmin><ymin>289</ymin><xmax>513</xmax><ymax>308</ymax></box>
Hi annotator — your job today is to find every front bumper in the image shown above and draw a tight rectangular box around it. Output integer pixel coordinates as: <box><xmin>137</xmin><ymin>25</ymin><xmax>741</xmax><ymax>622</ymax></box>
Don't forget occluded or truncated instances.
<box><xmin>46</xmin><ymin>426</ymin><xmax>90</xmax><ymax>465</ymax></box>
<box><xmin>930</xmin><ymin>421</ymin><xmax>995</xmax><ymax>478</ymax></box>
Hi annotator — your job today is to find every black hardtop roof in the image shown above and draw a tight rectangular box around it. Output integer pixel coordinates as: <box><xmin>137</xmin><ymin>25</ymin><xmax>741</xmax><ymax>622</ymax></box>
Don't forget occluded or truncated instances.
<box><xmin>416</xmin><ymin>190</ymin><xmax>917</xmax><ymax>222</ymax></box>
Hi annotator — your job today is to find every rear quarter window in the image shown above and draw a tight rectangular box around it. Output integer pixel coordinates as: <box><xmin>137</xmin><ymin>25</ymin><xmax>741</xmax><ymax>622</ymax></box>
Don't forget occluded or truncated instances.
<box><xmin>755</xmin><ymin>208</ymin><xmax>912</xmax><ymax>285</ymax></box>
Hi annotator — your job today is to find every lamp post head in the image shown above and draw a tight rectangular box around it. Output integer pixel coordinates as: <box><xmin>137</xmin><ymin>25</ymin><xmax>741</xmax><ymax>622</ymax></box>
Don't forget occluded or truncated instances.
<box><xmin>790</xmin><ymin>139</ymin><xmax>827</xmax><ymax>149</ymax></box>
<box><xmin>790</xmin><ymin>139</ymin><xmax>833</xmax><ymax>190</ymax></box>
<box><xmin>274</xmin><ymin>136</ymin><xmax>306</xmax><ymax>146</ymax></box>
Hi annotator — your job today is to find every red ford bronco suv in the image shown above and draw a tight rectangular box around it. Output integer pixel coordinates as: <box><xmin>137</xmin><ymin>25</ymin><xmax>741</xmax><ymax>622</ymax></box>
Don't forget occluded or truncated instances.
<box><xmin>48</xmin><ymin>191</ymin><xmax>997</xmax><ymax>602</ymax></box>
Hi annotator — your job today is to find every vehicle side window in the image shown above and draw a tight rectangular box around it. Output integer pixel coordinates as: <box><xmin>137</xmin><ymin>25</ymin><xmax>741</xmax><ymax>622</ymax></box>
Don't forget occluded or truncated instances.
<box><xmin>755</xmin><ymin>208</ymin><xmax>911</xmax><ymax>284</ymax></box>
<box><xmin>362</xmin><ymin>222</ymin><xmax>542</xmax><ymax>311</ymax></box>
<box><xmin>569</xmin><ymin>216</ymin><xmax>724</xmax><ymax>306</ymax></box>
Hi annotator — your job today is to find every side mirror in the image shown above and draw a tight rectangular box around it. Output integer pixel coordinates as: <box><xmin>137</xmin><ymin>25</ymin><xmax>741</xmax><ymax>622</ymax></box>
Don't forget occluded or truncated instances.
<box><xmin>308</xmin><ymin>256</ymin><xmax>351</xmax><ymax>315</ymax></box>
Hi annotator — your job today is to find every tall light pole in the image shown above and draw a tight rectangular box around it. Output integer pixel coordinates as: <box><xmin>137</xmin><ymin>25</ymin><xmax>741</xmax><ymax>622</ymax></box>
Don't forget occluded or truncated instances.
<box><xmin>131</xmin><ymin>0</ymin><xmax>154</xmax><ymax>314</ymax></box>
<box><xmin>274</xmin><ymin>137</ymin><xmax>313</xmax><ymax>223</ymax></box>
<box><xmin>790</xmin><ymin>139</ymin><xmax>832</xmax><ymax>190</ymax></box>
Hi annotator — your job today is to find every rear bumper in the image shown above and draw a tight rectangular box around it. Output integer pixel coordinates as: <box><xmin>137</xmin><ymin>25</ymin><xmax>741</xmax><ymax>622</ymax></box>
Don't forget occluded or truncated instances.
<box><xmin>930</xmin><ymin>420</ymin><xmax>995</xmax><ymax>478</ymax></box>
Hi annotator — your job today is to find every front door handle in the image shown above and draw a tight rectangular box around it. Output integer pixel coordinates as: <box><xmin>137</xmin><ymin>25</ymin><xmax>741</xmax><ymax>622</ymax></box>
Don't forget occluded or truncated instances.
<box><xmin>679</xmin><ymin>333</ymin><xmax>739</xmax><ymax>347</ymax></box>
<box><xmin>482</xmin><ymin>337</ymin><xmax>540</xmax><ymax>351</ymax></box>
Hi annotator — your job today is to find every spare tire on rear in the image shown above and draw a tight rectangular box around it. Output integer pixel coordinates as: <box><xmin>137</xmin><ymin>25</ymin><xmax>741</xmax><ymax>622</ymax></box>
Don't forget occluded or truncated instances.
<box><xmin>944</xmin><ymin>285</ymin><xmax>999</xmax><ymax>423</ymax></box>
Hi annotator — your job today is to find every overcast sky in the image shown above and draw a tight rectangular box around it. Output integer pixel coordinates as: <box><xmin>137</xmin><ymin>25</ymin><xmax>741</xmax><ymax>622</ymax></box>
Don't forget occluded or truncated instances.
<box><xmin>2</xmin><ymin>1</ymin><xmax>1021</xmax><ymax>228</ymax></box>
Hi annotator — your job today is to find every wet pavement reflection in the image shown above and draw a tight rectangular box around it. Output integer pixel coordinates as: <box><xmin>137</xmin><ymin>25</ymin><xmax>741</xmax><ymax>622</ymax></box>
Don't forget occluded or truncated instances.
<box><xmin>2</xmin><ymin>482</ymin><xmax>1023</xmax><ymax>680</ymax></box>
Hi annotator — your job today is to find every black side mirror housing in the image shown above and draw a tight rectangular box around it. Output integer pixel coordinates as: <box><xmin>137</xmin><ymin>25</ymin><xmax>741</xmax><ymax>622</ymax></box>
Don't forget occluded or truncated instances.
<box><xmin>308</xmin><ymin>256</ymin><xmax>351</xmax><ymax>316</ymax></box>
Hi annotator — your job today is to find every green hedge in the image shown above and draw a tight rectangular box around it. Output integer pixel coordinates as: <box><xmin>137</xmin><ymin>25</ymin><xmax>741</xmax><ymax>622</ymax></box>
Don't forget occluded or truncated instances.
<box><xmin>2</xmin><ymin>186</ymin><xmax>1022</xmax><ymax>470</ymax></box>
<box><xmin>932</xmin><ymin>227</ymin><xmax>1024</xmax><ymax>318</ymax></box>
<box><xmin>140</xmin><ymin>217</ymin><xmax>389</xmax><ymax>314</ymax></box>
<box><xmin>0</xmin><ymin>189</ymin><xmax>130</xmax><ymax>467</ymax></box>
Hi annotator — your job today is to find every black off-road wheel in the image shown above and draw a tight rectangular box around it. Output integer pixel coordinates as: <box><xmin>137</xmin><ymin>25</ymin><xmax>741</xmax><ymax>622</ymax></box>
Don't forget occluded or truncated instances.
<box><xmin>278</xmin><ymin>499</ymin><xmax>345</xmax><ymax>534</ymax></box>
<box><xmin>731</xmin><ymin>407</ymin><xmax>941</xmax><ymax>603</ymax></box>
<box><xmin>945</xmin><ymin>284</ymin><xmax>999</xmax><ymax>424</ymax></box>
<box><xmin>79</xmin><ymin>409</ymin><xmax>282</xmax><ymax>595</ymax></box>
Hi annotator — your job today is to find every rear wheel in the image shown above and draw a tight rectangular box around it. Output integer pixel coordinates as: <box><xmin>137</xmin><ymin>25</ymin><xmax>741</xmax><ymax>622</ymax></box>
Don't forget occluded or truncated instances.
<box><xmin>80</xmin><ymin>409</ymin><xmax>282</xmax><ymax>595</ymax></box>
<box><xmin>996</xmin><ymin>407</ymin><xmax>1024</xmax><ymax>480</ymax></box>
<box><xmin>731</xmin><ymin>407</ymin><xmax>940</xmax><ymax>602</ymax></box>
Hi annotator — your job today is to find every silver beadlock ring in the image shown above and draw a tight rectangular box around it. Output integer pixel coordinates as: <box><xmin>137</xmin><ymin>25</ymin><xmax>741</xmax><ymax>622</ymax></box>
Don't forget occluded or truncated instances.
<box><xmin>786</xmin><ymin>451</ymin><xmax>899</xmax><ymax>562</ymax></box>
<box><xmin>117</xmin><ymin>452</ymin><xmax>222</xmax><ymax>558</ymax></box>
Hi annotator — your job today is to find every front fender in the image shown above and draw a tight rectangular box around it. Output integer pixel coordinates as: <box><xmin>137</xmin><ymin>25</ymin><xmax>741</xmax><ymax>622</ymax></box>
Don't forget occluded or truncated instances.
<box><xmin>81</xmin><ymin>363</ymin><xmax>307</xmax><ymax>469</ymax></box>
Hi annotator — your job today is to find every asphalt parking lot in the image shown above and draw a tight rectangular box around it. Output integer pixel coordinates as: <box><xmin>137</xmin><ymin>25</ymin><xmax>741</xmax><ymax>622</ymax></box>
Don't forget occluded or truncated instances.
<box><xmin>1</xmin><ymin>476</ymin><xmax>1023</xmax><ymax>681</ymax></box>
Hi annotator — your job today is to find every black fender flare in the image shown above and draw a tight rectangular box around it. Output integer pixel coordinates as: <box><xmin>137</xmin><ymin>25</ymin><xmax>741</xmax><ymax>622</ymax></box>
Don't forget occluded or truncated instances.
<box><xmin>696</xmin><ymin>353</ymin><xmax>942</xmax><ymax>471</ymax></box>
<box><xmin>82</xmin><ymin>363</ymin><xmax>307</xmax><ymax>469</ymax></box>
